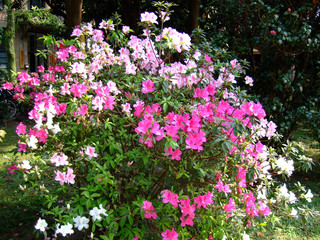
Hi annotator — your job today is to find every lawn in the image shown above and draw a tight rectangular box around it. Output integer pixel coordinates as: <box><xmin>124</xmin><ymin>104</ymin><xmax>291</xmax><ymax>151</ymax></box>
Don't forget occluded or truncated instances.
<box><xmin>0</xmin><ymin>121</ymin><xmax>319</xmax><ymax>240</ymax></box>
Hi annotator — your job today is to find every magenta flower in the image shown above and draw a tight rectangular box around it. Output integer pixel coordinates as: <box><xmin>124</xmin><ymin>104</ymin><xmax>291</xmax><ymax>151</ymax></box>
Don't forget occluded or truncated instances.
<box><xmin>161</xmin><ymin>228</ymin><xmax>179</xmax><ymax>240</ymax></box>
<box><xmin>141</xmin><ymin>200</ymin><xmax>157</xmax><ymax>219</ymax></box>
<box><xmin>179</xmin><ymin>197</ymin><xmax>195</xmax><ymax>227</ymax></box>
<box><xmin>224</xmin><ymin>198</ymin><xmax>236</xmax><ymax>213</ymax></box>
<box><xmin>161</xmin><ymin>190</ymin><xmax>179</xmax><ymax>208</ymax></box>
<box><xmin>194</xmin><ymin>191</ymin><xmax>214</xmax><ymax>209</ymax></box>
<box><xmin>8</xmin><ymin>165</ymin><xmax>18</xmax><ymax>174</ymax></box>
<box><xmin>85</xmin><ymin>146</ymin><xmax>98</xmax><ymax>160</ymax></box>
<box><xmin>164</xmin><ymin>146</ymin><xmax>182</xmax><ymax>161</ymax></box>
<box><xmin>270</xmin><ymin>30</ymin><xmax>276</xmax><ymax>35</ymax></box>
<box><xmin>142</xmin><ymin>79</ymin><xmax>155</xmax><ymax>93</ymax></box>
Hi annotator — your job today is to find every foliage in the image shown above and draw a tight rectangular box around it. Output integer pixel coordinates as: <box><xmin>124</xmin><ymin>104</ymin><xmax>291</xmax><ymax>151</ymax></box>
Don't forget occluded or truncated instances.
<box><xmin>16</xmin><ymin>6</ymin><xmax>65</xmax><ymax>33</ymax></box>
<box><xmin>200</xmin><ymin>0</ymin><xmax>320</xmax><ymax>139</ymax></box>
<box><xmin>3</xmin><ymin>8</ymin><xmax>317</xmax><ymax>240</ymax></box>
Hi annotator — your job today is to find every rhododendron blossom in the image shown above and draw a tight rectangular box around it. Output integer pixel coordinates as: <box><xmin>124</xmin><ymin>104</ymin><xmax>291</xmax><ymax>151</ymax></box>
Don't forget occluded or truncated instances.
<box><xmin>161</xmin><ymin>228</ymin><xmax>179</xmax><ymax>240</ymax></box>
<box><xmin>141</xmin><ymin>200</ymin><xmax>157</xmax><ymax>219</ymax></box>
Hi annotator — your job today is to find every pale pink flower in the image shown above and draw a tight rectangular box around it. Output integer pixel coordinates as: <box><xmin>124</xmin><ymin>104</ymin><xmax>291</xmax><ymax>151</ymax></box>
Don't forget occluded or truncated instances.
<box><xmin>51</xmin><ymin>152</ymin><xmax>69</xmax><ymax>167</ymax></box>
<box><xmin>140</xmin><ymin>12</ymin><xmax>158</xmax><ymax>24</ymax></box>
<box><xmin>122</xmin><ymin>26</ymin><xmax>130</xmax><ymax>34</ymax></box>
<box><xmin>85</xmin><ymin>146</ymin><xmax>98</xmax><ymax>160</ymax></box>
<box><xmin>55</xmin><ymin>170</ymin><xmax>66</xmax><ymax>185</ymax></box>
<box><xmin>245</xmin><ymin>76</ymin><xmax>254</xmax><ymax>86</ymax></box>
<box><xmin>65</xmin><ymin>167</ymin><xmax>75</xmax><ymax>184</ymax></box>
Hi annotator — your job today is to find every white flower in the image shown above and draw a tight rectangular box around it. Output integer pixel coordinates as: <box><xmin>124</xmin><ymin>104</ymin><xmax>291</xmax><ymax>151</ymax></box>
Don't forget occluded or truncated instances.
<box><xmin>19</xmin><ymin>160</ymin><xmax>32</xmax><ymax>170</ymax></box>
<box><xmin>288</xmin><ymin>191</ymin><xmax>297</xmax><ymax>204</ymax></box>
<box><xmin>243</xmin><ymin>232</ymin><xmax>250</xmax><ymax>240</ymax></box>
<box><xmin>28</xmin><ymin>135</ymin><xmax>38</xmax><ymax>149</ymax></box>
<box><xmin>35</xmin><ymin>218</ymin><xmax>48</xmax><ymax>232</ymax></box>
<box><xmin>278</xmin><ymin>184</ymin><xmax>290</xmax><ymax>200</ymax></box>
<box><xmin>257</xmin><ymin>188</ymin><xmax>267</xmax><ymax>200</ymax></box>
<box><xmin>56</xmin><ymin>222</ymin><xmax>74</xmax><ymax>237</ymax></box>
<box><xmin>291</xmin><ymin>207</ymin><xmax>298</xmax><ymax>217</ymax></box>
<box><xmin>275</xmin><ymin>157</ymin><xmax>294</xmax><ymax>176</ymax></box>
<box><xmin>89</xmin><ymin>204</ymin><xmax>108</xmax><ymax>221</ymax></box>
<box><xmin>305</xmin><ymin>189</ymin><xmax>313</xmax><ymax>202</ymax></box>
<box><xmin>52</xmin><ymin>123</ymin><xmax>61</xmax><ymax>134</ymax></box>
<box><xmin>73</xmin><ymin>216</ymin><xmax>90</xmax><ymax>231</ymax></box>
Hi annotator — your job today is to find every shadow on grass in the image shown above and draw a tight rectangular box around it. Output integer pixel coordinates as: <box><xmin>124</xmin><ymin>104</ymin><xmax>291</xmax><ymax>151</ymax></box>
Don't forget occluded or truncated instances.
<box><xmin>0</xmin><ymin>169</ymin><xmax>44</xmax><ymax>240</ymax></box>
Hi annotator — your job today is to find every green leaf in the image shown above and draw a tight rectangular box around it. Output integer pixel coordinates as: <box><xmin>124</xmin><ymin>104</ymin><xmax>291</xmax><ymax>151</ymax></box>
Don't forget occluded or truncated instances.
<box><xmin>120</xmin><ymin>217</ymin><xmax>126</xmax><ymax>228</ymax></box>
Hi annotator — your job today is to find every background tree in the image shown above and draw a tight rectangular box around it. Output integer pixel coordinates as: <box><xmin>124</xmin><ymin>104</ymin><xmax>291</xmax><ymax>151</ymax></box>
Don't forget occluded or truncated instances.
<box><xmin>3</xmin><ymin>0</ymin><xmax>25</xmax><ymax>83</ymax></box>
<box><xmin>199</xmin><ymin>0</ymin><xmax>320</xmax><ymax>139</ymax></box>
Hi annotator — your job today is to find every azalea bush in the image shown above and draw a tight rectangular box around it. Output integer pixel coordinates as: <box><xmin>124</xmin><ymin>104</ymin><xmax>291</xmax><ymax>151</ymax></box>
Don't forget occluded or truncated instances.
<box><xmin>3</xmin><ymin>7</ymin><xmax>315</xmax><ymax>240</ymax></box>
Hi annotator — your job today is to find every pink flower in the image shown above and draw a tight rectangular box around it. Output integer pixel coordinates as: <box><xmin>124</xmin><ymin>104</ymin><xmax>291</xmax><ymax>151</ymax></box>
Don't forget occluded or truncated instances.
<box><xmin>54</xmin><ymin>170</ymin><xmax>66</xmax><ymax>185</ymax></box>
<box><xmin>85</xmin><ymin>146</ymin><xmax>98</xmax><ymax>160</ymax></box>
<box><xmin>54</xmin><ymin>168</ymin><xmax>75</xmax><ymax>185</ymax></box>
<box><xmin>16</xmin><ymin>122</ymin><xmax>27</xmax><ymax>135</ymax></box>
<box><xmin>194</xmin><ymin>191</ymin><xmax>214</xmax><ymax>209</ymax></box>
<box><xmin>224</xmin><ymin>198</ymin><xmax>236</xmax><ymax>213</ymax></box>
<box><xmin>161</xmin><ymin>190</ymin><xmax>179</xmax><ymax>208</ymax></box>
<box><xmin>161</xmin><ymin>228</ymin><xmax>179</xmax><ymax>240</ymax></box>
<box><xmin>142</xmin><ymin>79</ymin><xmax>155</xmax><ymax>93</ymax></box>
<box><xmin>77</xmin><ymin>104</ymin><xmax>88</xmax><ymax>116</ymax></box>
<box><xmin>65</xmin><ymin>167</ymin><xmax>75</xmax><ymax>184</ymax></box>
<box><xmin>215</xmin><ymin>180</ymin><xmax>224</xmax><ymax>192</ymax></box>
<box><xmin>164</xmin><ymin>146</ymin><xmax>182</xmax><ymax>161</ymax></box>
<box><xmin>223</xmin><ymin>184</ymin><xmax>232</xmax><ymax>193</ymax></box>
<box><xmin>185</xmin><ymin>129</ymin><xmax>206</xmax><ymax>152</ymax></box>
<box><xmin>141</xmin><ymin>200</ymin><xmax>157</xmax><ymax>219</ymax></box>
<box><xmin>2</xmin><ymin>82</ymin><xmax>13</xmax><ymax>90</ymax></box>
<box><xmin>179</xmin><ymin>197</ymin><xmax>195</xmax><ymax>227</ymax></box>
<box><xmin>258</xmin><ymin>201</ymin><xmax>271</xmax><ymax>217</ymax></box>
<box><xmin>70</xmin><ymin>83</ymin><xmax>88</xmax><ymax>98</ymax></box>
<box><xmin>270</xmin><ymin>30</ymin><xmax>276</xmax><ymax>35</ymax></box>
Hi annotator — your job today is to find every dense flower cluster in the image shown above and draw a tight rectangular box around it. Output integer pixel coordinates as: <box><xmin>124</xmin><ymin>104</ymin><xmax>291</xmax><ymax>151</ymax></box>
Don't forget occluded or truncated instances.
<box><xmin>5</xmin><ymin>10</ymin><xmax>314</xmax><ymax>240</ymax></box>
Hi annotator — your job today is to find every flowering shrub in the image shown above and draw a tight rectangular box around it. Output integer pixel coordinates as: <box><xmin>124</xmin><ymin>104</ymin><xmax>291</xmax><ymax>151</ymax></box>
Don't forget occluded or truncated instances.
<box><xmin>5</xmin><ymin>9</ymin><xmax>315</xmax><ymax>240</ymax></box>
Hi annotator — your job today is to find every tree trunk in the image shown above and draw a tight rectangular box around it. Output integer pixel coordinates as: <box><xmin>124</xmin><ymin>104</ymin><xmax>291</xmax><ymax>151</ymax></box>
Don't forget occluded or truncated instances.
<box><xmin>4</xmin><ymin>0</ymin><xmax>16</xmax><ymax>83</ymax></box>
<box><xmin>65</xmin><ymin>0</ymin><xmax>83</xmax><ymax>38</ymax></box>
<box><xmin>188</xmin><ymin>0</ymin><xmax>200</xmax><ymax>34</ymax></box>
<box><xmin>122</xmin><ymin>0</ymin><xmax>141</xmax><ymax>34</ymax></box>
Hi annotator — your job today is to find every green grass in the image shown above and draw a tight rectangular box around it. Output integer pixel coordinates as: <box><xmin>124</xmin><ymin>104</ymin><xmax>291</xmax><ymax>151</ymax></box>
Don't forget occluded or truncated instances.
<box><xmin>0</xmin><ymin>121</ymin><xmax>42</xmax><ymax>240</ymax></box>
<box><xmin>0</xmin><ymin>123</ymin><xmax>320</xmax><ymax>239</ymax></box>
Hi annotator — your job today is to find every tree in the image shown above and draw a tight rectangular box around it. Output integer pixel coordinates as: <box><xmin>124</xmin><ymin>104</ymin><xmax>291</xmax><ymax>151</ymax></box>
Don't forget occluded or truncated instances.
<box><xmin>200</xmin><ymin>0</ymin><xmax>320</xmax><ymax>139</ymax></box>
<box><xmin>4</xmin><ymin>0</ymin><xmax>23</xmax><ymax>82</ymax></box>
